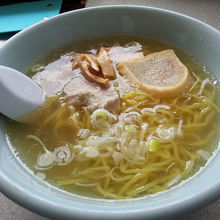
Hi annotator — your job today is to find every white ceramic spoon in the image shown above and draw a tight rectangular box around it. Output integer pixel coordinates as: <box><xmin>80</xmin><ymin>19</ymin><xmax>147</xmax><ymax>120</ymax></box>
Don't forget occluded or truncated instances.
<box><xmin>0</xmin><ymin>65</ymin><xmax>44</xmax><ymax>122</ymax></box>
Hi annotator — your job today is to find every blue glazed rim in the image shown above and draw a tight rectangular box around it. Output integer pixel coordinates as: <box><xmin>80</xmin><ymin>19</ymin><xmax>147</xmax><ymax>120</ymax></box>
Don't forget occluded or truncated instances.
<box><xmin>0</xmin><ymin>5</ymin><xmax>220</xmax><ymax>220</ymax></box>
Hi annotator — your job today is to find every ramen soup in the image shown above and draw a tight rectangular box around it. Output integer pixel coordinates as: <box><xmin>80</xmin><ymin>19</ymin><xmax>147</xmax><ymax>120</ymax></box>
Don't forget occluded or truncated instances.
<box><xmin>5</xmin><ymin>35</ymin><xmax>220</xmax><ymax>199</ymax></box>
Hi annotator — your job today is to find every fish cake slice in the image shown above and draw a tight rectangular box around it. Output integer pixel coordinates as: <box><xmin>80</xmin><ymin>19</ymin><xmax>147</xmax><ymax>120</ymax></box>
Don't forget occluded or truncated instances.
<box><xmin>117</xmin><ymin>50</ymin><xmax>190</xmax><ymax>97</ymax></box>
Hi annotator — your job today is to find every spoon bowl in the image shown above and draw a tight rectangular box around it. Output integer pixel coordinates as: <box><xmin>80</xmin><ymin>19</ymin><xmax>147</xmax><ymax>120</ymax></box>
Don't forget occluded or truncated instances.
<box><xmin>0</xmin><ymin>65</ymin><xmax>44</xmax><ymax>122</ymax></box>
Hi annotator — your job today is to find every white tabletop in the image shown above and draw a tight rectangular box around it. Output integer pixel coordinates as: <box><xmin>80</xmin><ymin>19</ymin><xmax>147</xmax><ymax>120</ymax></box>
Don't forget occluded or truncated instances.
<box><xmin>0</xmin><ymin>0</ymin><xmax>220</xmax><ymax>219</ymax></box>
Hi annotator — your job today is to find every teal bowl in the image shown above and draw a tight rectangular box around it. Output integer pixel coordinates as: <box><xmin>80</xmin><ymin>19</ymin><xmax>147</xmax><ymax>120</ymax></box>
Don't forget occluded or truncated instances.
<box><xmin>0</xmin><ymin>6</ymin><xmax>220</xmax><ymax>220</ymax></box>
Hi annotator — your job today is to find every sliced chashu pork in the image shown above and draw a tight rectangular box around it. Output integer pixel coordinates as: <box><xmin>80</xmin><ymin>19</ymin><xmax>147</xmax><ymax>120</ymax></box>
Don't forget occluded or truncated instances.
<box><xmin>108</xmin><ymin>46</ymin><xmax>144</xmax><ymax>63</ymax></box>
<box><xmin>63</xmin><ymin>75</ymin><xmax>120</xmax><ymax>111</ymax></box>
<box><xmin>117</xmin><ymin>49</ymin><xmax>190</xmax><ymax>97</ymax></box>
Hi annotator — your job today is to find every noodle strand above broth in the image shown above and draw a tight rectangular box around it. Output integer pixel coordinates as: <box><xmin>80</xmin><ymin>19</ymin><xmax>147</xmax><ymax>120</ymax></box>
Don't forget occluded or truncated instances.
<box><xmin>5</xmin><ymin>35</ymin><xmax>220</xmax><ymax>199</ymax></box>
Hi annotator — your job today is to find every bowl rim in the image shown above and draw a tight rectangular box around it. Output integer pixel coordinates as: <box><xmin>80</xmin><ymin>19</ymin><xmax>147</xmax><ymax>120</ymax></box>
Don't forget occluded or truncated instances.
<box><xmin>1</xmin><ymin>4</ymin><xmax>219</xmax><ymax>51</ymax></box>
<box><xmin>0</xmin><ymin>5</ymin><xmax>220</xmax><ymax>220</ymax></box>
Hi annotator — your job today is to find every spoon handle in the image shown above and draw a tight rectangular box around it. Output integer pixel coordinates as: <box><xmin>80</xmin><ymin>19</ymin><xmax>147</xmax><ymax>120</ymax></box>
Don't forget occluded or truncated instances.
<box><xmin>0</xmin><ymin>65</ymin><xmax>44</xmax><ymax>121</ymax></box>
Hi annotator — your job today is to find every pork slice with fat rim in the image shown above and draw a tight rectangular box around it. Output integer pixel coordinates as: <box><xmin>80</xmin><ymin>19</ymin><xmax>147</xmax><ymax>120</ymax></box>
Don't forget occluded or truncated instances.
<box><xmin>63</xmin><ymin>75</ymin><xmax>120</xmax><ymax>111</ymax></box>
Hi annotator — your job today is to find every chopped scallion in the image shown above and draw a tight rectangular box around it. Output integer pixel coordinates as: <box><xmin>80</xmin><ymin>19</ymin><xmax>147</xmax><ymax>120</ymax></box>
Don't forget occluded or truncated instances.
<box><xmin>127</xmin><ymin>125</ymin><xmax>137</xmax><ymax>132</ymax></box>
<box><xmin>97</xmin><ymin>111</ymin><xmax>108</xmax><ymax>121</ymax></box>
<box><xmin>149</xmin><ymin>139</ymin><xmax>160</xmax><ymax>152</ymax></box>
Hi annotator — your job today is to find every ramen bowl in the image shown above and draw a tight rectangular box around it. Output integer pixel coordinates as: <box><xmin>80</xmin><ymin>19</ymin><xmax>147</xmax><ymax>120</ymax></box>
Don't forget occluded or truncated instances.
<box><xmin>0</xmin><ymin>6</ymin><xmax>220</xmax><ymax>220</ymax></box>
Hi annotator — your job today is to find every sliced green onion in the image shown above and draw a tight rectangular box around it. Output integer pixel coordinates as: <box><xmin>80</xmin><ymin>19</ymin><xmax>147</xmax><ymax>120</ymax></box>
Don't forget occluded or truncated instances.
<box><xmin>149</xmin><ymin>139</ymin><xmax>160</xmax><ymax>152</ymax></box>
<box><xmin>127</xmin><ymin>125</ymin><xmax>137</xmax><ymax>132</ymax></box>
<box><xmin>86</xmin><ymin>148</ymin><xmax>99</xmax><ymax>158</ymax></box>
<box><xmin>97</xmin><ymin>111</ymin><xmax>108</xmax><ymax>121</ymax></box>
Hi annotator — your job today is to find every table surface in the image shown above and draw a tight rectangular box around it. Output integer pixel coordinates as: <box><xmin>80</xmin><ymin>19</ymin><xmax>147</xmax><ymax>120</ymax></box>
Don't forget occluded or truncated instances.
<box><xmin>0</xmin><ymin>0</ymin><xmax>220</xmax><ymax>219</ymax></box>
